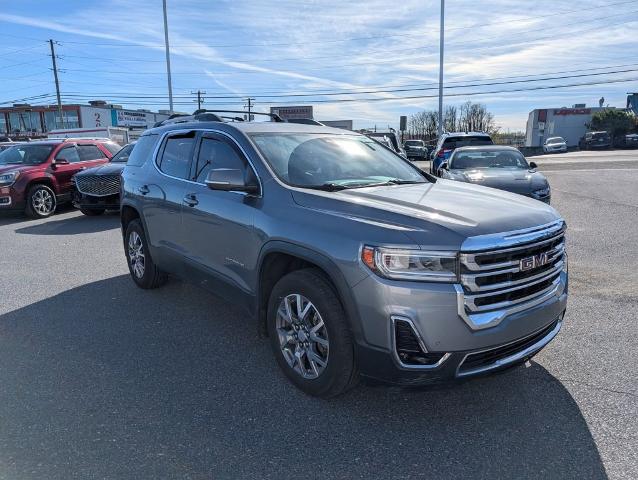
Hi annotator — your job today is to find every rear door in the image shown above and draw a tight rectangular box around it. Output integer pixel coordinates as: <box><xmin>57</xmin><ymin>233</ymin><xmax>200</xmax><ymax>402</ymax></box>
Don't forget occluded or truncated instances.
<box><xmin>141</xmin><ymin>130</ymin><xmax>197</xmax><ymax>258</ymax></box>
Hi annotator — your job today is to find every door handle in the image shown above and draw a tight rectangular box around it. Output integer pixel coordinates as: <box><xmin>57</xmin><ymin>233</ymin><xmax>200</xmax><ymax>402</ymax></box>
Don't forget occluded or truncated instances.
<box><xmin>138</xmin><ymin>185</ymin><xmax>149</xmax><ymax>195</ymax></box>
<box><xmin>183</xmin><ymin>194</ymin><xmax>198</xmax><ymax>207</ymax></box>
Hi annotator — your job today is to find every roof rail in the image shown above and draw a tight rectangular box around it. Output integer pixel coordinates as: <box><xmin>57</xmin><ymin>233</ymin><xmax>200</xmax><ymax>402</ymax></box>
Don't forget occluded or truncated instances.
<box><xmin>193</xmin><ymin>109</ymin><xmax>284</xmax><ymax>122</ymax></box>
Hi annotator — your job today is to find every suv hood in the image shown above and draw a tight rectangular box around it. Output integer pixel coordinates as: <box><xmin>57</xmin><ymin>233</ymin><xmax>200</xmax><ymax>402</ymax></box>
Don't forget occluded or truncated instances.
<box><xmin>445</xmin><ymin>168</ymin><xmax>548</xmax><ymax>195</ymax></box>
<box><xmin>0</xmin><ymin>164</ymin><xmax>42</xmax><ymax>174</ymax></box>
<box><xmin>76</xmin><ymin>162</ymin><xmax>125</xmax><ymax>176</ymax></box>
<box><xmin>291</xmin><ymin>179</ymin><xmax>559</xmax><ymax>247</ymax></box>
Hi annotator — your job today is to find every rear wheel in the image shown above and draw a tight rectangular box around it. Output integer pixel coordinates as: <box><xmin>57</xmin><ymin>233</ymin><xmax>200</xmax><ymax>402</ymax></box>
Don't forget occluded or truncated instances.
<box><xmin>80</xmin><ymin>207</ymin><xmax>105</xmax><ymax>216</ymax></box>
<box><xmin>267</xmin><ymin>269</ymin><xmax>357</xmax><ymax>398</ymax></box>
<box><xmin>124</xmin><ymin>219</ymin><xmax>168</xmax><ymax>289</ymax></box>
<box><xmin>25</xmin><ymin>184</ymin><xmax>56</xmax><ymax>218</ymax></box>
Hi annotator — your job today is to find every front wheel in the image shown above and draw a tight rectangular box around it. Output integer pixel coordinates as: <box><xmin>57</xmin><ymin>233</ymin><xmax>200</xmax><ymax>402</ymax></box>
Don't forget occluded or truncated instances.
<box><xmin>124</xmin><ymin>219</ymin><xmax>168</xmax><ymax>289</ymax></box>
<box><xmin>267</xmin><ymin>269</ymin><xmax>357</xmax><ymax>398</ymax></box>
<box><xmin>25</xmin><ymin>184</ymin><xmax>56</xmax><ymax>218</ymax></box>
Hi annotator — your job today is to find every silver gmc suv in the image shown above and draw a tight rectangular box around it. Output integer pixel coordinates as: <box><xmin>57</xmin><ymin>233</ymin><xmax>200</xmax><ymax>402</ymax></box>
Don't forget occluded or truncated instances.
<box><xmin>120</xmin><ymin>113</ymin><xmax>568</xmax><ymax>397</ymax></box>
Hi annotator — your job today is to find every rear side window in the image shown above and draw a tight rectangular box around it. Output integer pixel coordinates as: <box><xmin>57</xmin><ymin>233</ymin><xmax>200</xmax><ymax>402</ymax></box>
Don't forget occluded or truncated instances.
<box><xmin>194</xmin><ymin>136</ymin><xmax>247</xmax><ymax>183</ymax></box>
<box><xmin>77</xmin><ymin>144</ymin><xmax>106</xmax><ymax>161</ymax></box>
<box><xmin>442</xmin><ymin>136</ymin><xmax>493</xmax><ymax>149</ymax></box>
<box><xmin>127</xmin><ymin>134</ymin><xmax>158</xmax><ymax>167</ymax></box>
<box><xmin>158</xmin><ymin>133</ymin><xmax>196</xmax><ymax>179</ymax></box>
<box><xmin>102</xmin><ymin>142</ymin><xmax>122</xmax><ymax>155</ymax></box>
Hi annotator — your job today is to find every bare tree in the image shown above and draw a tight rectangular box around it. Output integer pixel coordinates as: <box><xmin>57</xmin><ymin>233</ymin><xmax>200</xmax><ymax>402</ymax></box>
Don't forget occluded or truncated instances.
<box><xmin>458</xmin><ymin>101</ymin><xmax>499</xmax><ymax>133</ymax></box>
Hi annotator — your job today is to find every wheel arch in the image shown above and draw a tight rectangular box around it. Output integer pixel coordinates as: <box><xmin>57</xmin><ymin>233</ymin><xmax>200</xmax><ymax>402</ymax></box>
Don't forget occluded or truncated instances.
<box><xmin>256</xmin><ymin>241</ymin><xmax>363</xmax><ymax>340</ymax></box>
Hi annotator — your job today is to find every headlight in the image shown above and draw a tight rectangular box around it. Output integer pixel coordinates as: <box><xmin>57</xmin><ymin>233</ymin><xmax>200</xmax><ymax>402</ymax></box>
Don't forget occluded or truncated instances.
<box><xmin>0</xmin><ymin>171</ymin><xmax>19</xmax><ymax>186</ymax></box>
<box><xmin>362</xmin><ymin>246</ymin><xmax>458</xmax><ymax>282</ymax></box>
<box><xmin>532</xmin><ymin>186</ymin><xmax>550</xmax><ymax>198</ymax></box>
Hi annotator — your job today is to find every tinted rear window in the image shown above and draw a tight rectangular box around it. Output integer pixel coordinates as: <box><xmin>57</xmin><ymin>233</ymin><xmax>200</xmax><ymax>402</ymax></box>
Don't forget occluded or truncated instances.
<box><xmin>158</xmin><ymin>134</ymin><xmax>195</xmax><ymax>179</ymax></box>
<box><xmin>127</xmin><ymin>134</ymin><xmax>158</xmax><ymax>167</ymax></box>
<box><xmin>442</xmin><ymin>136</ymin><xmax>492</xmax><ymax>149</ymax></box>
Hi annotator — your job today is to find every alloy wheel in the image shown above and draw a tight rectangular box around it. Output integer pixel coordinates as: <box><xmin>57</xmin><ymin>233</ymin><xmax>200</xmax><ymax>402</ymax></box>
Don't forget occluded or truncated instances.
<box><xmin>128</xmin><ymin>231</ymin><xmax>145</xmax><ymax>278</ymax></box>
<box><xmin>31</xmin><ymin>188</ymin><xmax>54</xmax><ymax>216</ymax></box>
<box><xmin>276</xmin><ymin>293</ymin><xmax>329</xmax><ymax>379</ymax></box>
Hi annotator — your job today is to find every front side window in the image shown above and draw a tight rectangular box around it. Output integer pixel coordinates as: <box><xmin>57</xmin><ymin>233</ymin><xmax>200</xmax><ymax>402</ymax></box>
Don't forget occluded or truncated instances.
<box><xmin>251</xmin><ymin>133</ymin><xmax>426</xmax><ymax>189</ymax></box>
<box><xmin>0</xmin><ymin>145</ymin><xmax>54</xmax><ymax>165</ymax></box>
<box><xmin>194</xmin><ymin>136</ymin><xmax>247</xmax><ymax>183</ymax></box>
<box><xmin>158</xmin><ymin>133</ymin><xmax>195</xmax><ymax>179</ymax></box>
<box><xmin>450</xmin><ymin>150</ymin><xmax>529</xmax><ymax>170</ymax></box>
<box><xmin>77</xmin><ymin>145</ymin><xmax>106</xmax><ymax>161</ymax></box>
<box><xmin>56</xmin><ymin>146</ymin><xmax>81</xmax><ymax>163</ymax></box>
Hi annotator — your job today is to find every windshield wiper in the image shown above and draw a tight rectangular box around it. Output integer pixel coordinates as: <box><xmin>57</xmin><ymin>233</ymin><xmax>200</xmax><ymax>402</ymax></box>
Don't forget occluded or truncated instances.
<box><xmin>303</xmin><ymin>183</ymin><xmax>350</xmax><ymax>191</ymax></box>
<box><xmin>350</xmin><ymin>179</ymin><xmax>426</xmax><ymax>188</ymax></box>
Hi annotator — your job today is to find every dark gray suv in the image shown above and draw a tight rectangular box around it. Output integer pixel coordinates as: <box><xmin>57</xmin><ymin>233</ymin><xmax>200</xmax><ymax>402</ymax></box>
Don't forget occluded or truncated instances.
<box><xmin>121</xmin><ymin>117</ymin><xmax>568</xmax><ymax>397</ymax></box>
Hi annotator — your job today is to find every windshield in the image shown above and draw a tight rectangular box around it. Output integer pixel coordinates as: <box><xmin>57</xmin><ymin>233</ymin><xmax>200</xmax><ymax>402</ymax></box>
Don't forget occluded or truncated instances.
<box><xmin>592</xmin><ymin>132</ymin><xmax>609</xmax><ymax>139</ymax></box>
<box><xmin>405</xmin><ymin>140</ymin><xmax>424</xmax><ymax>147</ymax></box>
<box><xmin>0</xmin><ymin>144</ymin><xmax>54</xmax><ymax>165</ymax></box>
<box><xmin>450</xmin><ymin>150</ymin><xmax>529</xmax><ymax>170</ymax></box>
<box><xmin>547</xmin><ymin>137</ymin><xmax>564</xmax><ymax>144</ymax></box>
<box><xmin>442</xmin><ymin>136</ymin><xmax>492</xmax><ymax>149</ymax></box>
<box><xmin>251</xmin><ymin>133</ymin><xmax>426</xmax><ymax>189</ymax></box>
<box><xmin>110</xmin><ymin>143</ymin><xmax>134</xmax><ymax>163</ymax></box>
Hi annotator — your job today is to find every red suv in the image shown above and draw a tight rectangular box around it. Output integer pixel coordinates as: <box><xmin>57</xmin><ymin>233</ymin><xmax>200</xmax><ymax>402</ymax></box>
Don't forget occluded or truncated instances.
<box><xmin>0</xmin><ymin>138</ymin><xmax>118</xmax><ymax>218</ymax></box>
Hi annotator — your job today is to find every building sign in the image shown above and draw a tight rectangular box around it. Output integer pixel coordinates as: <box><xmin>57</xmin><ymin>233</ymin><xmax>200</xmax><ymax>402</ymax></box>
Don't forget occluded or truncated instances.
<box><xmin>553</xmin><ymin>108</ymin><xmax>591</xmax><ymax>116</ymax></box>
<box><xmin>628</xmin><ymin>94</ymin><xmax>638</xmax><ymax>115</ymax></box>
<box><xmin>114</xmin><ymin>110</ymin><xmax>154</xmax><ymax>127</ymax></box>
<box><xmin>270</xmin><ymin>106</ymin><xmax>313</xmax><ymax>120</ymax></box>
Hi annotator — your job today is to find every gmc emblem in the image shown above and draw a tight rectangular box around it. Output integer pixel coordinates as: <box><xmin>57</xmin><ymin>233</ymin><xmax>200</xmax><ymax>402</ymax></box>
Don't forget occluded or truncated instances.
<box><xmin>520</xmin><ymin>252</ymin><xmax>549</xmax><ymax>272</ymax></box>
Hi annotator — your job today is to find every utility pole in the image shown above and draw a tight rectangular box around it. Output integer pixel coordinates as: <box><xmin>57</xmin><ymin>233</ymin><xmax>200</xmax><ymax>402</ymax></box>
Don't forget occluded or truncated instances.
<box><xmin>437</xmin><ymin>0</ymin><xmax>445</xmax><ymax>137</ymax></box>
<box><xmin>162</xmin><ymin>0</ymin><xmax>174</xmax><ymax>114</ymax></box>
<box><xmin>244</xmin><ymin>97</ymin><xmax>255</xmax><ymax>120</ymax></box>
<box><xmin>192</xmin><ymin>90</ymin><xmax>206</xmax><ymax>110</ymax></box>
<box><xmin>49</xmin><ymin>39</ymin><xmax>64</xmax><ymax>129</ymax></box>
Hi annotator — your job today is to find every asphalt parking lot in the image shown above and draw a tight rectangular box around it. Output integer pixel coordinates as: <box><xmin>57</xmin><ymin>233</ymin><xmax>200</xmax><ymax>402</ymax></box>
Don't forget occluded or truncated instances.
<box><xmin>1</xmin><ymin>150</ymin><xmax>637</xmax><ymax>479</ymax></box>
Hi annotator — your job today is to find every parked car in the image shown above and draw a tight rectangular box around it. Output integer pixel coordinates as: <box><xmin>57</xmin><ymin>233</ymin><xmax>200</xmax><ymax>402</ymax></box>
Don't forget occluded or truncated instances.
<box><xmin>439</xmin><ymin>146</ymin><xmax>551</xmax><ymax>203</ymax></box>
<box><xmin>579</xmin><ymin>131</ymin><xmax>611</xmax><ymax>150</ymax></box>
<box><xmin>120</xmin><ymin>118</ymin><xmax>567</xmax><ymax>398</ymax></box>
<box><xmin>0</xmin><ymin>142</ymin><xmax>18</xmax><ymax>152</ymax></box>
<box><xmin>619</xmin><ymin>133</ymin><xmax>638</xmax><ymax>149</ymax></box>
<box><xmin>0</xmin><ymin>138</ymin><xmax>115</xmax><ymax>217</ymax></box>
<box><xmin>73</xmin><ymin>143</ymin><xmax>133</xmax><ymax>216</ymax></box>
<box><xmin>403</xmin><ymin>139</ymin><xmax>428</xmax><ymax>160</ymax></box>
<box><xmin>542</xmin><ymin>136</ymin><xmax>567</xmax><ymax>154</ymax></box>
<box><xmin>366</xmin><ymin>131</ymin><xmax>407</xmax><ymax>158</ymax></box>
<box><xmin>430</xmin><ymin>132</ymin><xmax>493</xmax><ymax>175</ymax></box>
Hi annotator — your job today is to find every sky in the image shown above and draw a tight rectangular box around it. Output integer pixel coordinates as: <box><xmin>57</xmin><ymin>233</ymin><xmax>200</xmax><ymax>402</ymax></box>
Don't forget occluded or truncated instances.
<box><xmin>0</xmin><ymin>0</ymin><xmax>636</xmax><ymax>131</ymax></box>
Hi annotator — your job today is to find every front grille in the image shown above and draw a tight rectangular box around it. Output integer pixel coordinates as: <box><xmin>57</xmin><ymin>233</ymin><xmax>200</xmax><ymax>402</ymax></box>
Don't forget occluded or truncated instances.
<box><xmin>459</xmin><ymin>223</ymin><xmax>566</xmax><ymax>314</ymax></box>
<box><xmin>75</xmin><ymin>174</ymin><xmax>120</xmax><ymax>197</ymax></box>
<box><xmin>393</xmin><ymin>319</ymin><xmax>446</xmax><ymax>367</ymax></box>
<box><xmin>458</xmin><ymin>319</ymin><xmax>559</xmax><ymax>374</ymax></box>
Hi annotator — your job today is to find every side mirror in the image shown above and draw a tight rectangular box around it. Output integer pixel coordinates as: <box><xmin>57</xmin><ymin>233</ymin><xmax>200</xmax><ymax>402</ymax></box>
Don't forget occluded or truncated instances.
<box><xmin>205</xmin><ymin>168</ymin><xmax>259</xmax><ymax>194</ymax></box>
<box><xmin>439</xmin><ymin>161</ymin><xmax>449</xmax><ymax>170</ymax></box>
<box><xmin>52</xmin><ymin>158</ymin><xmax>69</xmax><ymax>167</ymax></box>
<box><xmin>529</xmin><ymin>161</ymin><xmax>538</xmax><ymax>169</ymax></box>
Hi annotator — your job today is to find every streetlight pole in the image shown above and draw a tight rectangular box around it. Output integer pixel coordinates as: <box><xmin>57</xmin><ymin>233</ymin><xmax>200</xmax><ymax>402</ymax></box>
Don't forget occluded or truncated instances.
<box><xmin>437</xmin><ymin>0</ymin><xmax>445</xmax><ymax>137</ymax></box>
<box><xmin>162</xmin><ymin>0</ymin><xmax>174</xmax><ymax>114</ymax></box>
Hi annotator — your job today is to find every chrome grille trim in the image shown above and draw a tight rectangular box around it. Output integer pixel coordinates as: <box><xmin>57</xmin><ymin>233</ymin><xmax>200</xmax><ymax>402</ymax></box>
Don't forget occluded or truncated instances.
<box><xmin>456</xmin><ymin>219</ymin><xmax>567</xmax><ymax>330</ymax></box>
<box><xmin>75</xmin><ymin>175</ymin><xmax>121</xmax><ymax>197</ymax></box>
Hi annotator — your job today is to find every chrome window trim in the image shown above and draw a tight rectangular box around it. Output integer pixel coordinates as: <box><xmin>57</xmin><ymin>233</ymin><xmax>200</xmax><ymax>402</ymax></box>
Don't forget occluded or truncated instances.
<box><xmin>456</xmin><ymin>318</ymin><xmax>562</xmax><ymax>377</ymax></box>
<box><xmin>461</xmin><ymin>219</ymin><xmax>566</xmax><ymax>252</ymax></box>
<box><xmin>150</xmin><ymin>128</ymin><xmax>263</xmax><ymax>197</ymax></box>
<box><xmin>390</xmin><ymin>316</ymin><xmax>450</xmax><ymax>370</ymax></box>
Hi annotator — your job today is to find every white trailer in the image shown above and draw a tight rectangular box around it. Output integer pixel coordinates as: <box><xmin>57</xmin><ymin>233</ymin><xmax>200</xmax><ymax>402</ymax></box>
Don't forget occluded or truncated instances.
<box><xmin>47</xmin><ymin>127</ymin><xmax>130</xmax><ymax>145</ymax></box>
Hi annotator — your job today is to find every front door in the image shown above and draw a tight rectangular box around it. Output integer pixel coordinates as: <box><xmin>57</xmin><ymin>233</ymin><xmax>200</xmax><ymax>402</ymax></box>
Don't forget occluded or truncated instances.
<box><xmin>180</xmin><ymin>132</ymin><xmax>261</xmax><ymax>293</ymax></box>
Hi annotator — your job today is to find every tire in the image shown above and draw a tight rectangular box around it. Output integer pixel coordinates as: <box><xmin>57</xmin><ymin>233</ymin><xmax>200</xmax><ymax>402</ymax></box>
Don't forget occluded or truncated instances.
<box><xmin>80</xmin><ymin>208</ymin><xmax>105</xmax><ymax>216</ymax></box>
<box><xmin>267</xmin><ymin>268</ymin><xmax>357</xmax><ymax>398</ymax></box>
<box><xmin>124</xmin><ymin>219</ymin><xmax>168</xmax><ymax>289</ymax></box>
<box><xmin>25</xmin><ymin>184</ymin><xmax>57</xmax><ymax>219</ymax></box>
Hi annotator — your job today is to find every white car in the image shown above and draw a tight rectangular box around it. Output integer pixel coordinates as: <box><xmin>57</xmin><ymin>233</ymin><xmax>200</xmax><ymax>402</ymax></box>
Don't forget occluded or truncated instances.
<box><xmin>543</xmin><ymin>137</ymin><xmax>567</xmax><ymax>153</ymax></box>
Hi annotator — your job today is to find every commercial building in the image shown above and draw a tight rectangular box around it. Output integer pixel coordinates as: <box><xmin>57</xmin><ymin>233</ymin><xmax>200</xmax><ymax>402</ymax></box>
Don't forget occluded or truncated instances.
<box><xmin>270</xmin><ymin>105</ymin><xmax>313</xmax><ymax>120</ymax></box>
<box><xmin>320</xmin><ymin>120</ymin><xmax>353</xmax><ymax>130</ymax></box>
<box><xmin>0</xmin><ymin>100</ymin><xmax>170</xmax><ymax>139</ymax></box>
<box><xmin>525</xmin><ymin>105</ymin><xmax>613</xmax><ymax>147</ymax></box>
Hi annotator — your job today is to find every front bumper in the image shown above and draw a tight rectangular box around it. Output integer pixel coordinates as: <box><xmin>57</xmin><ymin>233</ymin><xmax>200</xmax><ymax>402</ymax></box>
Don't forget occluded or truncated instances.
<box><xmin>72</xmin><ymin>190</ymin><xmax>120</xmax><ymax>210</ymax></box>
<box><xmin>0</xmin><ymin>186</ymin><xmax>24</xmax><ymax>211</ymax></box>
<box><xmin>352</xmin><ymin>269</ymin><xmax>568</xmax><ymax>386</ymax></box>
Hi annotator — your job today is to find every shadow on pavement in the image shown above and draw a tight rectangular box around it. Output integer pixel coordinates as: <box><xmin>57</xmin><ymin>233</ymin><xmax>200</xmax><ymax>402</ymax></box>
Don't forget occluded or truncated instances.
<box><xmin>0</xmin><ymin>275</ymin><xmax>607</xmax><ymax>480</ymax></box>
<box><xmin>14</xmin><ymin>212</ymin><xmax>120</xmax><ymax>236</ymax></box>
